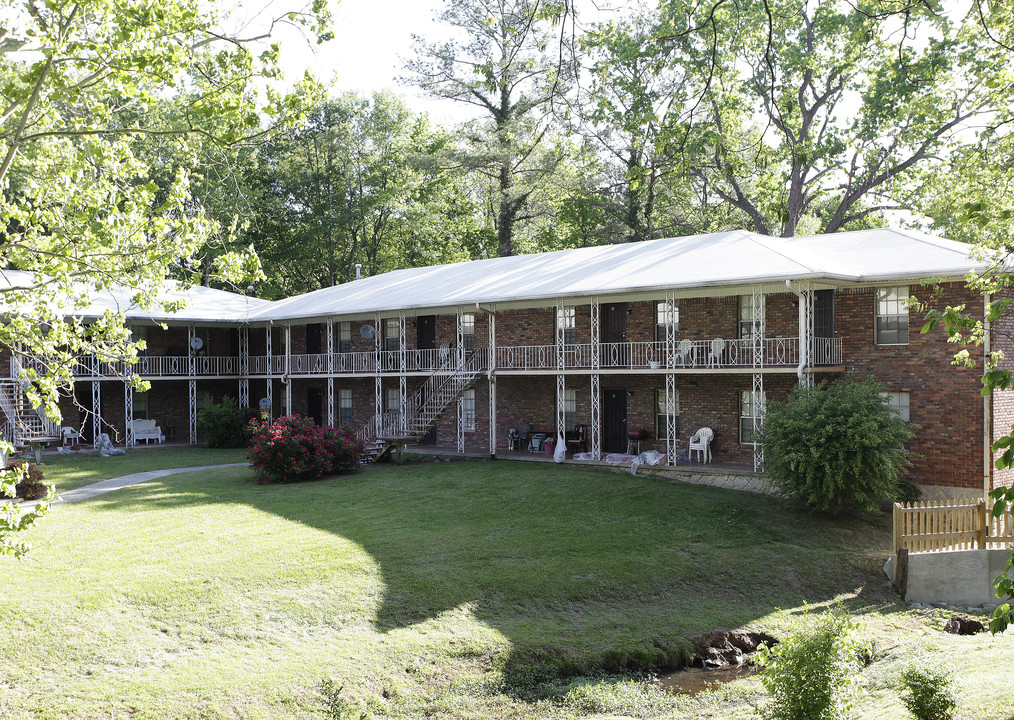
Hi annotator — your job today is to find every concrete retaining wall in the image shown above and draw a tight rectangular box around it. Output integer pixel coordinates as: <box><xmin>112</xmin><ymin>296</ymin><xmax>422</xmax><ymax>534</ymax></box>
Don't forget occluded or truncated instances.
<box><xmin>898</xmin><ymin>548</ymin><xmax>1011</xmax><ymax>607</ymax></box>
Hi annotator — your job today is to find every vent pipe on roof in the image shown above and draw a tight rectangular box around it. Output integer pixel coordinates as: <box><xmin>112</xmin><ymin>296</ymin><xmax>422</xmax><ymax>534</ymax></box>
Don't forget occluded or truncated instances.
<box><xmin>355</xmin><ymin>264</ymin><xmax>362</xmax><ymax>281</ymax></box>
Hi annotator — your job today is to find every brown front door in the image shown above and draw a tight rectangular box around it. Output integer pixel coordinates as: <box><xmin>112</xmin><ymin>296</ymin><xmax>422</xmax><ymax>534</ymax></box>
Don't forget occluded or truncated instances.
<box><xmin>603</xmin><ymin>387</ymin><xmax>627</xmax><ymax>453</ymax></box>
<box><xmin>602</xmin><ymin>302</ymin><xmax>627</xmax><ymax>367</ymax></box>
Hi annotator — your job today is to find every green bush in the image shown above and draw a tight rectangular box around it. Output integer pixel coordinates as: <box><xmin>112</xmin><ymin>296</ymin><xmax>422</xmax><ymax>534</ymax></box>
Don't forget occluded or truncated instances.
<box><xmin>756</xmin><ymin>609</ymin><xmax>862</xmax><ymax>720</ymax></box>
<box><xmin>1</xmin><ymin>461</ymin><xmax>49</xmax><ymax>501</ymax></box>
<box><xmin>896</xmin><ymin>479</ymin><xmax>923</xmax><ymax>504</ymax></box>
<box><xmin>756</xmin><ymin>375</ymin><xmax>914</xmax><ymax>515</ymax></box>
<box><xmin>900</xmin><ymin>665</ymin><xmax>957</xmax><ymax>720</ymax></box>
<box><xmin>197</xmin><ymin>396</ymin><xmax>259</xmax><ymax>448</ymax></box>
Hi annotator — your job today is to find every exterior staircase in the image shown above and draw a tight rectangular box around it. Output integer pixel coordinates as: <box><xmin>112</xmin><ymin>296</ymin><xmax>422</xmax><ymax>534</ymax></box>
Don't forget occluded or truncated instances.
<box><xmin>0</xmin><ymin>380</ymin><xmax>61</xmax><ymax>460</ymax></box>
<box><xmin>357</xmin><ymin>351</ymin><xmax>485</xmax><ymax>463</ymax></box>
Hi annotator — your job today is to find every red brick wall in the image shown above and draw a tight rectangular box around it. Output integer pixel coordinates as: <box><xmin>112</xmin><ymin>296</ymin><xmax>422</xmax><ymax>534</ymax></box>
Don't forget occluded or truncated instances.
<box><xmin>838</xmin><ymin>283</ymin><xmax>985</xmax><ymax>490</ymax></box>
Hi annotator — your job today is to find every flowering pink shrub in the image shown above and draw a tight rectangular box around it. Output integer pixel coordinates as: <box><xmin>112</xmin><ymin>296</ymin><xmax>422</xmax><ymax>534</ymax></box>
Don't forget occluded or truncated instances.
<box><xmin>247</xmin><ymin>414</ymin><xmax>364</xmax><ymax>484</ymax></box>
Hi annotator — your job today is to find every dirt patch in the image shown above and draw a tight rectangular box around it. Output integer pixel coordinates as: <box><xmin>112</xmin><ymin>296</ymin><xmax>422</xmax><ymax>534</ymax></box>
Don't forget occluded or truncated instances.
<box><xmin>943</xmin><ymin>614</ymin><xmax>986</xmax><ymax>635</ymax></box>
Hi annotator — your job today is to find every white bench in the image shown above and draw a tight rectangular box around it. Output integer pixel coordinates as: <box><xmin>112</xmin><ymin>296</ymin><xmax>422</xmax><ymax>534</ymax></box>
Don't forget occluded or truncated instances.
<box><xmin>129</xmin><ymin>418</ymin><xmax>165</xmax><ymax>444</ymax></box>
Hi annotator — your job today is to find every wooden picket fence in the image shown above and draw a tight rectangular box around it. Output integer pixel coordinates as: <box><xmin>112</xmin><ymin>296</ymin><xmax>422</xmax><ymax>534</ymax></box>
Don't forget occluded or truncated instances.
<box><xmin>893</xmin><ymin>498</ymin><xmax>1014</xmax><ymax>553</ymax></box>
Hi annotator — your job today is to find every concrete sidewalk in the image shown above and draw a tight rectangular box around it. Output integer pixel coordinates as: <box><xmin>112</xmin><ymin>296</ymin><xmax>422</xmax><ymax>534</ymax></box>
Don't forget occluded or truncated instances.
<box><xmin>18</xmin><ymin>463</ymin><xmax>248</xmax><ymax>508</ymax></box>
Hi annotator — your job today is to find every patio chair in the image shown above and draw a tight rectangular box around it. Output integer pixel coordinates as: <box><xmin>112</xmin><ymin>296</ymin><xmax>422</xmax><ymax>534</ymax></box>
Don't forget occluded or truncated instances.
<box><xmin>677</xmin><ymin>339</ymin><xmax>694</xmax><ymax>367</ymax></box>
<box><xmin>528</xmin><ymin>432</ymin><xmax>547</xmax><ymax>453</ymax></box>
<box><xmin>707</xmin><ymin>338</ymin><xmax>726</xmax><ymax>367</ymax></box>
<box><xmin>61</xmin><ymin>426</ymin><xmax>79</xmax><ymax>446</ymax></box>
<box><xmin>566</xmin><ymin>423</ymin><xmax>588</xmax><ymax>454</ymax></box>
<box><xmin>689</xmin><ymin>427</ymin><xmax>714</xmax><ymax>463</ymax></box>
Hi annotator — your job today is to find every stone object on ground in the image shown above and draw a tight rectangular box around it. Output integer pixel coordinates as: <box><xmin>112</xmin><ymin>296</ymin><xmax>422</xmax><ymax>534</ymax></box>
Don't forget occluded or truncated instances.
<box><xmin>95</xmin><ymin>433</ymin><xmax>125</xmax><ymax>457</ymax></box>
<box><xmin>690</xmin><ymin>630</ymin><xmax>778</xmax><ymax>669</ymax></box>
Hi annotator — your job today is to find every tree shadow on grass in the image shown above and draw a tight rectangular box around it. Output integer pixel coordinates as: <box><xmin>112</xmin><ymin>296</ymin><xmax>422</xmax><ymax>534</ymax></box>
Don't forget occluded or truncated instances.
<box><xmin>87</xmin><ymin>460</ymin><xmax>904</xmax><ymax>691</ymax></box>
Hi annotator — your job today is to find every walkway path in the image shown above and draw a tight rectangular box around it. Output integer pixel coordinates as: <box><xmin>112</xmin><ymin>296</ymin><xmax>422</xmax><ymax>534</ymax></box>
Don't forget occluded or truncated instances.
<box><xmin>48</xmin><ymin>463</ymin><xmax>248</xmax><ymax>505</ymax></box>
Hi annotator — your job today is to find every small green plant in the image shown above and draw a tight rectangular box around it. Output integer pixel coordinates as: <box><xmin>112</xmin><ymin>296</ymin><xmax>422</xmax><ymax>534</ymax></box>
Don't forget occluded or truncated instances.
<box><xmin>319</xmin><ymin>679</ymin><xmax>356</xmax><ymax>720</ymax></box>
<box><xmin>899</xmin><ymin>665</ymin><xmax>957</xmax><ymax>720</ymax></box>
<box><xmin>197</xmin><ymin>396</ymin><xmax>259</xmax><ymax>448</ymax></box>
<box><xmin>755</xmin><ymin>608</ymin><xmax>862</xmax><ymax>720</ymax></box>
<box><xmin>756</xmin><ymin>375</ymin><xmax>914</xmax><ymax>515</ymax></box>
<box><xmin>895</xmin><ymin>479</ymin><xmax>923</xmax><ymax>504</ymax></box>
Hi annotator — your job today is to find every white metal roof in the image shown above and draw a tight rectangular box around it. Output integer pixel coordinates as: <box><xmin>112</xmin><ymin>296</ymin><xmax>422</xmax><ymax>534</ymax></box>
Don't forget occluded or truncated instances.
<box><xmin>1</xmin><ymin>228</ymin><xmax>985</xmax><ymax>326</ymax></box>
<box><xmin>250</xmin><ymin>228</ymin><xmax>986</xmax><ymax>323</ymax></box>
<box><xmin>0</xmin><ymin>270</ymin><xmax>271</xmax><ymax>325</ymax></box>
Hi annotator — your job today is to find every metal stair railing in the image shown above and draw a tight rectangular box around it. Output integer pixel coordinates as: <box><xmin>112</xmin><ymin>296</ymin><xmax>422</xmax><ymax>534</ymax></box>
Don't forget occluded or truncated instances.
<box><xmin>356</xmin><ymin>350</ymin><xmax>487</xmax><ymax>457</ymax></box>
<box><xmin>0</xmin><ymin>380</ymin><xmax>59</xmax><ymax>447</ymax></box>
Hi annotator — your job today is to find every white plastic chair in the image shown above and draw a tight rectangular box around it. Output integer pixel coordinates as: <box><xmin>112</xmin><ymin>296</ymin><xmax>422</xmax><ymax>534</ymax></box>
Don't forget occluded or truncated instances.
<box><xmin>707</xmin><ymin>338</ymin><xmax>726</xmax><ymax>367</ymax></box>
<box><xmin>689</xmin><ymin>427</ymin><xmax>714</xmax><ymax>463</ymax></box>
<box><xmin>61</xmin><ymin>426</ymin><xmax>79</xmax><ymax>446</ymax></box>
<box><xmin>677</xmin><ymin>339</ymin><xmax>694</xmax><ymax>367</ymax></box>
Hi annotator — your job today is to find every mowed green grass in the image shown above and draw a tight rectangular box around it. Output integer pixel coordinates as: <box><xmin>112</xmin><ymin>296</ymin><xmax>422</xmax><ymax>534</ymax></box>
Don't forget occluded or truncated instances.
<box><xmin>38</xmin><ymin>445</ymin><xmax>249</xmax><ymax>493</ymax></box>
<box><xmin>2</xmin><ymin>459</ymin><xmax>1013</xmax><ymax>719</ymax></box>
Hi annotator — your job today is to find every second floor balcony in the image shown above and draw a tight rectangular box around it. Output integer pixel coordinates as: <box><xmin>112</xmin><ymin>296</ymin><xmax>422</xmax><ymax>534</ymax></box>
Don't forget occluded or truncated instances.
<box><xmin>13</xmin><ymin>335</ymin><xmax>842</xmax><ymax>381</ymax></box>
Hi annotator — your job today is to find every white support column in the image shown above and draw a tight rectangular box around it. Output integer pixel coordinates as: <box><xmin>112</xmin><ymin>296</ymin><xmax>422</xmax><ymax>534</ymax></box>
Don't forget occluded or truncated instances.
<box><xmin>456</xmin><ymin>308</ymin><xmax>465</xmax><ymax>367</ymax></box>
<box><xmin>189</xmin><ymin>378</ymin><xmax>197</xmax><ymax>444</ymax></box>
<box><xmin>91</xmin><ymin>380</ymin><xmax>101</xmax><ymax>444</ymax></box>
<box><xmin>124</xmin><ymin>382</ymin><xmax>134</xmax><ymax>448</ymax></box>
<box><xmin>664</xmin><ymin>292</ymin><xmax>677</xmax><ymax>368</ymax></box>
<box><xmin>374</xmin><ymin>313</ymin><xmax>382</xmax><ymax>429</ymax></box>
<box><xmin>456</xmin><ymin>308</ymin><xmax>465</xmax><ymax>454</ymax></box>
<box><xmin>590</xmin><ymin>298</ymin><xmax>601</xmax><ymax>460</ymax></box>
<box><xmin>665</xmin><ymin>373</ymin><xmax>677</xmax><ymax>465</ymax></box>
<box><xmin>188</xmin><ymin>325</ymin><xmax>197</xmax><ymax>444</ymax></box>
<box><xmin>238</xmin><ymin>327</ymin><xmax>250</xmax><ymax>408</ymax></box>
<box><xmin>488</xmin><ymin>307</ymin><xmax>497</xmax><ymax>457</ymax></box>
<box><xmin>326</xmin><ymin>320</ymin><xmax>335</xmax><ymax>427</ymax></box>
<box><xmin>751</xmin><ymin>286</ymin><xmax>766</xmax><ymax>472</ymax></box>
<box><xmin>555</xmin><ymin>301</ymin><xmax>566</xmax><ymax>446</ymax></box>
<box><xmin>283</xmin><ymin>325</ymin><xmax>292</xmax><ymax>416</ymax></box>
<box><xmin>265</xmin><ymin>326</ymin><xmax>273</xmax><ymax>421</ymax></box>
<box><xmin>801</xmin><ymin>282</ymin><xmax>814</xmax><ymax>389</ymax></box>
<box><xmin>399</xmin><ymin>312</ymin><xmax>407</xmax><ymax>434</ymax></box>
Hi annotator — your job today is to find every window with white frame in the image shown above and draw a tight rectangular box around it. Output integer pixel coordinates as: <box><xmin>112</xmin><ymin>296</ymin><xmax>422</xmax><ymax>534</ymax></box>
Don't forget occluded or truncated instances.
<box><xmin>655</xmin><ymin>388</ymin><xmax>679</xmax><ymax>440</ymax></box>
<box><xmin>882</xmin><ymin>391</ymin><xmax>910</xmax><ymax>422</ymax></box>
<box><xmin>338</xmin><ymin>322</ymin><xmax>351</xmax><ymax>353</ymax></box>
<box><xmin>738</xmin><ymin>295</ymin><xmax>765</xmax><ymax>341</ymax></box>
<box><xmin>461</xmin><ymin>389</ymin><xmax>476</xmax><ymax>431</ymax></box>
<box><xmin>384</xmin><ymin>387</ymin><xmax>401</xmax><ymax>422</ymax></box>
<box><xmin>557</xmin><ymin>306</ymin><xmax>576</xmax><ymax>345</ymax></box>
<box><xmin>383</xmin><ymin>319</ymin><xmax>400</xmax><ymax>352</ymax></box>
<box><xmin>740</xmin><ymin>390</ymin><xmax>765</xmax><ymax>444</ymax></box>
<box><xmin>339</xmin><ymin>389</ymin><xmax>352</xmax><ymax>426</ymax></box>
<box><xmin>461</xmin><ymin>313</ymin><xmax>475</xmax><ymax>353</ymax></box>
<box><xmin>556</xmin><ymin>388</ymin><xmax>576</xmax><ymax>431</ymax></box>
<box><xmin>655</xmin><ymin>301</ymin><xmax>679</xmax><ymax>342</ymax></box>
<box><xmin>875</xmin><ymin>286</ymin><xmax>909</xmax><ymax>345</ymax></box>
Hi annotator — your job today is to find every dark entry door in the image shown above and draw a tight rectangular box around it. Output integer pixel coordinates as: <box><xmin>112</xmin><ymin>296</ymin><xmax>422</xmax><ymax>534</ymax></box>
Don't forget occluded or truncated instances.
<box><xmin>603</xmin><ymin>387</ymin><xmax>627</xmax><ymax>453</ymax></box>
<box><xmin>602</xmin><ymin>302</ymin><xmax>628</xmax><ymax>367</ymax></box>
<box><xmin>307</xmin><ymin>388</ymin><xmax>323</xmax><ymax>425</ymax></box>
<box><xmin>417</xmin><ymin>315</ymin><xmax>436</xmax><ymax>350</ymax></box>
<box><xmin>416</xmin><ymin>315</ymin><xmax>438</xmax><ymax>444</ymax></box>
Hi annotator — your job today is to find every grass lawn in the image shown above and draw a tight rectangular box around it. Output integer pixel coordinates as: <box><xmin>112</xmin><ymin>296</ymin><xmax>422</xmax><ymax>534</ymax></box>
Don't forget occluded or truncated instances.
<box><xmin>2</xmin><ymin>458</ymin><xmax>1012</xmax><ymax>719</ymax></box>
<box><xmin>37</xmin><ymin>445</ymin><xmax>249</xmax><ymax>493</ymax></box>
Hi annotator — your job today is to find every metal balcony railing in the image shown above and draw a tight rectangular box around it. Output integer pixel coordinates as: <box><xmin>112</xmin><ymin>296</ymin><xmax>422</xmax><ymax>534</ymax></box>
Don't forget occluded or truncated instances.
<box><xmin>11</xmin><ymin>336</ymin><xmax>842</xmax><ymax>380</ymax></box>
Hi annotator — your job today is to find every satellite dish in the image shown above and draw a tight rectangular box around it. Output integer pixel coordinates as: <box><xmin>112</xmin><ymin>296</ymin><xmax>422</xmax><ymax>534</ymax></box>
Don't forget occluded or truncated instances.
<box><xmin>258</xmin><ymin>397</ymin><xmax>271</xmax><ymax>410</ymax></box>
<box><xmin>189</xmin><ymin>336</ymin><xmax>204</xmax><ymax>350</ymax></box>
<box><xmin>360</xmin><ymin>324</ymin><xmax>376</xmax><ymax>340</ymax></box>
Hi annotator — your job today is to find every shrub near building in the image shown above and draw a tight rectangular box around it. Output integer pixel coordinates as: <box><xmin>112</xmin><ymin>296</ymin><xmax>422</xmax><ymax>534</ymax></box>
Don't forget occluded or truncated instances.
<box><xmin>757</xmin><ymin>375</ymin><xmax>913</xmax><ymax>515</ymax></box>
<box><xmin>247</xmin><ymin>415</ymin><xmax>364</xmax><ymax>484</ymax></box>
